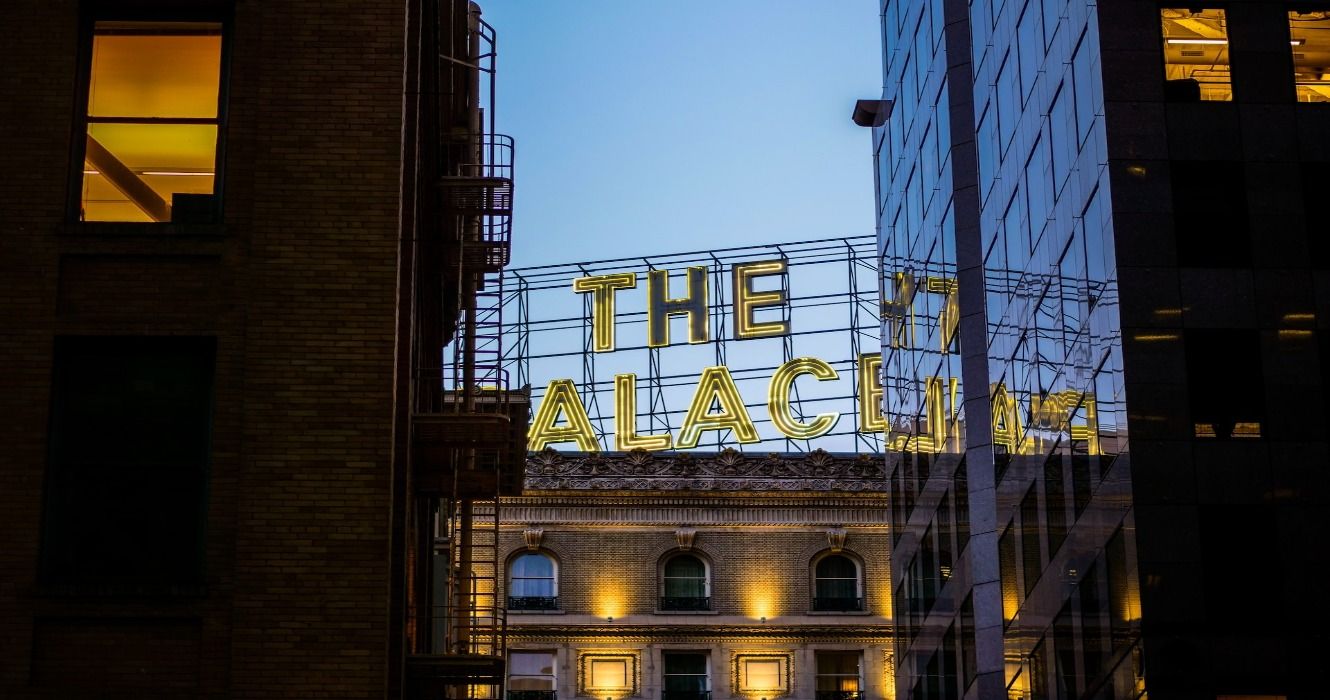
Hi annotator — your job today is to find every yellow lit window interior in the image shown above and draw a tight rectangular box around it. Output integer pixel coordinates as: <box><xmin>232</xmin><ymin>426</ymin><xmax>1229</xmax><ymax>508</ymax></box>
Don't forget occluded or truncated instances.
<box><xmin>589</xmin><ymin>659</ymin><xmax>628</xmax><ymax>689</ymax></box>
<box><xmin>741</xmin><ymin>659</ymin><xmax>782</xmax><ymax>693</ymax></box>
<box><xmin>1161</xmin><ymin>9</ymin><xmax>1232</xmax><ymax>101</ymax></box>
<box><xmin>1290</xmin><ymin>12</ymin><xmax>1330</xmax><ymax>102</ymax></box>
<box><xmin>82</xmin><ymin>22</ymin><xmax>221</xmax><ymax>222</ymax></box>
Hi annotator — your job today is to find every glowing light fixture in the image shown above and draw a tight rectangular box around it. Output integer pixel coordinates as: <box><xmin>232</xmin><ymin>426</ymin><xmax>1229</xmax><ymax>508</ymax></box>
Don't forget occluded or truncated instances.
<box><xmin>1166</xmin><ymin>38</ymin><xmax>1227</xmax><ymax>45</ymax></box>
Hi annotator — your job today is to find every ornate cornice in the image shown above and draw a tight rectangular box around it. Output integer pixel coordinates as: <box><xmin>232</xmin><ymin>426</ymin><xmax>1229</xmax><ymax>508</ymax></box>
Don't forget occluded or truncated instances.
<box><xmin>507</xmin><ymin>624</ymin><xmax>894</xmax><ymax>644</ymax></box>
<box><xmin>525</xmin><ymin>448</ymin><xmax>887</xmax><ymax>493</ymax></box>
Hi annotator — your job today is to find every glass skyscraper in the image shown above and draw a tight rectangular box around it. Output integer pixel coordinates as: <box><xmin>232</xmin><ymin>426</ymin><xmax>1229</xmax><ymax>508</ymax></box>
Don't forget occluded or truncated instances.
<box><xmin>865</xmin><ymin>1</ymin><xmax>1330</xmax><ymax>698</ymax></box>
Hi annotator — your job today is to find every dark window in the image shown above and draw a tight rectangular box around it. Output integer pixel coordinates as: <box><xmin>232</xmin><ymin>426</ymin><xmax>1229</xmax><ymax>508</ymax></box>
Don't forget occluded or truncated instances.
<box><xmin>1185</xmin><ymin>329</ymin><xmax>1264</xmax><ymax>439</ymax></box>
<box><xmin>999</xmin><ymin>526</ymin><xmax>1019</xmax><ymax>625</ymax></box>
<box><xmin>1304</xmin><ymin>162</ymin><xmax>1330</xmax><ymax>267</ymax></box>
<box><xmin>661</xmin><ymin>554</ymin><xmax>709</xmax><ymax>611</ymax></box>
<box><xmin>1170</xmin><ymin>161</ymin><xmax>1250</xmax><ymax>267</ymax></box>
<box><xmin>1020</xmin><ymin>485</ymin><xmax>1044</xmax><ymax>597</ymax></box>
<box><xmin>1044</xmin><ymin>452</ymin><xmax>1068</xmax><ymax>557</ymax></box>
<box><xmin>41</xmin><ymin>336</ymin><xmax>215</xmax><ymax>585</ymax></box>
<box><xmin>815</xmin><ymin>651</ymin><xmax>862</xmax><ymax>700</ymax></box>
<box><xmin>813</xmin><ymin>555</ymin><xmax>863</xmax><ymax>611</ymax></box>
<box><xmin>662</xmin><ymin>652</ymin><xmax>709</xmax><ymax>700</ymax></box>
<box><xmin>73</xmin><ymin>11</ymin><xmax>228</xmax><ymax>223</ymax></box>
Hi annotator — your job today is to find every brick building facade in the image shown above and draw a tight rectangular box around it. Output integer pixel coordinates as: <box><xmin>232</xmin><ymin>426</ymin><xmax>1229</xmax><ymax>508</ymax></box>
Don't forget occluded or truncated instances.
<box><xmin>499</xmin><ymin>450</ymin><xmax>894</xmax><ymax>700</ymax></box>
<box><xmin>0</xmin><ymin>0</ymin><xmax>526</xmax><ymax>697</ymax></box>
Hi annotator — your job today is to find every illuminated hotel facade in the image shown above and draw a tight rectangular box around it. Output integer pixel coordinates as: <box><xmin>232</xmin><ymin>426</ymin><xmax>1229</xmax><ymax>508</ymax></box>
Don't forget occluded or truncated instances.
<box><xmin>0</xmin><ymin>1</ymin><xmax>528</xmax><ymax>698</ymax></box>
<box><xmin>863</xmin><ymin>1</ymin><xmax>1330</xmax><ymax>698</ymax></box>
<box><xmin>499</xmin><ymin>449</ymin><xmax>893</xmax><ymax>700</ymax></box>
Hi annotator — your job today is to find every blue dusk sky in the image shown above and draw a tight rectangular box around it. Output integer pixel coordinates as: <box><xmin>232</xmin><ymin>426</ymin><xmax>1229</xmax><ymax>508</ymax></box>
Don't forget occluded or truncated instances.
<box><xmin>480</xmin><ymin>0</ymin><xmax>883</xmax><ymax>268</ymax></box>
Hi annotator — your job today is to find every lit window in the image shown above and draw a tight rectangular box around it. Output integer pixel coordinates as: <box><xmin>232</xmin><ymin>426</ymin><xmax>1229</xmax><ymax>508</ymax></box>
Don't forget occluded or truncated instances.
<box><xmin>812</xmin><ymin>554</ymin><xmax>863</xmax><ymax>611</ymax></box>
<box><xmin>508</xmin><ymin>651</ymin><xmax>556</xmax><ymax>700</ymax></box>
<box><xmin>662</xmin><ymin>652</ymin><xmax>710</xmax><ymax>700</ymax></box>
<box><xmin>660</xmin><ymin>554</ymin><xmax>710</xmax><ymax>611</ymax></box>
<box><xmin>508</xmin><ymin>552</ymin><xmax>558</xmax><ymax>610</ymax></box>
<box><xmin>579</xmin><ymin>653</ymin><xmax>638</xmax><ymax>697</ymax></box>
<box><xmin>814</xmin><ymin>651</ymin><xmax>862</xmax><ymax>700</ymax></box>
<box><xmin>78</xmin><ymin>20</ymin><xmax>224</xmax><ymax>222</ymax></box>
<box><xmin>734</xmin><ymin>655</ymin><xmax>788</xmax><ymax>697</ymax></box>
<box><xmin>1161</xmin><ymin>9</ymin><xmax>1232</xmax><ymax>101</ymax></box>
<box><xmin>1290</xmin><ymin>11</ymin><xmax>1330</xmax><ymax>102</ymax></box>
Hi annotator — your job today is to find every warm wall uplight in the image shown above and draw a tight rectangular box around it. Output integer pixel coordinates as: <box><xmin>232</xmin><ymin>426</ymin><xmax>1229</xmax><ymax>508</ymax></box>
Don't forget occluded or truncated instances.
<box><xmin>1290</xmin><ymin>12</ymin><xmax>1330</xmax><ymax>102</ymax></box>
<box><xmin>590</xmin><ymin>571</ymin><xmax>628</xmax><ymax>619</ymax></box>
<box><xmin>1161</xmin><ymin>9</ymin><xmax>1232</xmax><ymax>101</ymax></box>
<box><xmin>80</xmin><ymin>21</ymin><xmax>223</xmax><ymax>222</ymax></box>
<box><xmin>743</xmin><ymin>570</ymin><xmax>783</xmax><ymax>620</ymax></box>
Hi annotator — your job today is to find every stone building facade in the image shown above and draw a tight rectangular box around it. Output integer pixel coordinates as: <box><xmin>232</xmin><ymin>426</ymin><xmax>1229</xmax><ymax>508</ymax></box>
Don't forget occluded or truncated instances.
<box><xmin>498</xmin><ymin>449</ymin><xmax>894</xmax><ymax>700</ymax></box>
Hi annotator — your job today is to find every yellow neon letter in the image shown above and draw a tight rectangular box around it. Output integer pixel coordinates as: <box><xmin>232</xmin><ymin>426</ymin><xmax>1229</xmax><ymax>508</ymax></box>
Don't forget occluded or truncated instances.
<box><xmin>732</xmin><ymin>259</ymin><xmax>790</xmax><ymax>339</ymax></box>
<box><xmin>927</xmin><ymin>277</ymin><xmax>959</xmax><ymax>354</ymax></box>
<box><xmin>882</xmin><ymin>272</ymin><xmax>916</xmax><ymax>349</ymax></box>
<box><xmin>647</xmin><ymin>266</ymin><xmax>709</xmax><ymax>347</ymax></box>
<box><xmin>676</xmin><ymin>366</ymin><xmax>759</xmax><ymax>448</ymax></box>
<box><xmin>528</xmin><ymin>379</ymin><xmax>600</xmax><ymax>452</ymax></box>
<box><xmin>857</xmin><ymin>353</ymin><xmax>885</xmax><ymax>433</ymax></box>
<box><xmin>767</xmin><ymin>357</ymin><xmax>840</xmax><ymax>439</ymax></box>
<box><xmin>613</xmin><ymin>373</ymin><xmax>673</xmax><ymax>451</ymax></box>
<box><xmin>572</xmin><ymin>272</ymin><xmax>637</xmax><ymax>352</ymax></box>
<box><xmin>991</xmin><ymin>382</ymin><xmax>1027</xmax><ymax>454</ymax></box>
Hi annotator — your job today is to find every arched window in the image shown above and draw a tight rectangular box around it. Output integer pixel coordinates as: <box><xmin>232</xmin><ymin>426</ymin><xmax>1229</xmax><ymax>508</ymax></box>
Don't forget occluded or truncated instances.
<box><xmin>812</xmin><ymin>554</ymin><xmax>863</xmax><ymax>611</ymax></box>
<box><xmin>660</xmin><ymin>554</ymin><xmax>710</xmax><ymax>611</ymax></box>
<box><xmin>509</xmin><ymin>552</ymin><xmax>558</xmax><ymax>611</ymax></box>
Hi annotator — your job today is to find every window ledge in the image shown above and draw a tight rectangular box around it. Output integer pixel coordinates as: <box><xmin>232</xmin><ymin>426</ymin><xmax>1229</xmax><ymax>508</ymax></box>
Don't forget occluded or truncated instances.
<box><xmin>653</xmin><ymin>610</ymin><xmax>720</xmax><ymax>615</ymax></box>
<box><xmin>507</xmin><ymin>609</ymin><xmax>565</xmax><ymax>615</ymax></box>
<box><xmin>31</xmin><ymin>582</ymin><xmax>208</xmax><ymax>599</ymax></box>
<box><xmin>806</xmin><ymin>610</ymin><xmax>872</xmax><ymax>616</ymax></box>
<box><xmin>59</xmin><ymin>222</ymin><xmax>227</xmax><ymax>238</ymax></box>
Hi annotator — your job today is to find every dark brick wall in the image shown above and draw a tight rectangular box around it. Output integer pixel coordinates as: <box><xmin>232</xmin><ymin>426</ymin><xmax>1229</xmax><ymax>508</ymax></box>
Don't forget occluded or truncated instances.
<box><xmin>0</xmin><ymin>1</ymin><xmax>407</xmax><ymax>696</ymax></box>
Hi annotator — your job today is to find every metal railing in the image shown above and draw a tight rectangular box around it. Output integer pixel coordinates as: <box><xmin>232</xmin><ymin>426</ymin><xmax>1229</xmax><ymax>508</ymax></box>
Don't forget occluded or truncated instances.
<box><xmin>815</xmin><ymin>692</ymin><xmax>863</xmax><ymax>700</ymax></box>
<box><xmin>811</xmin><ymin>597</ymin><xmax>863</xmax><ymax>612</ymax></box>
<box><xmin>508</xmin><ymin>596</ymin><xmax>559</xmax><ymax>611</ymax></box>
<box><xmin>659</xmin><ymin>596</ymin><xmax>711</xmax><ymax>611</ymax></box>
<box><xmin>507</xmin><ymin>691</ymin><xmax>556</xmax><ymax>700</ymax></box>
<box><xmin>661</xmin><ymin>692</ymin><xmax>711</xmax><ymax>700</ymax></box>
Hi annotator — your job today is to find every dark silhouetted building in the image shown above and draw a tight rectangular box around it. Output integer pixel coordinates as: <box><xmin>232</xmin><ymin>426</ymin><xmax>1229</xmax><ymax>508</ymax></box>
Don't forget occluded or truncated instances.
<box><xmin>864</xmin><ymin>1</ymin><xmax>1330</xmax><ymax>698</ymax></box>
<box><xmin>0</xmin><ymin>1</ymin><xmax>526</xmax><ymax>697</ymax></box>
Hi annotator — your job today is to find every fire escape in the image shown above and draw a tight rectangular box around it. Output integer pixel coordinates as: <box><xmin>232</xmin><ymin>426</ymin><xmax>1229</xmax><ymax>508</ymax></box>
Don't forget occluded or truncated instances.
<box><xmin>406</xmin><ymin>1</ymin><xmax>528</xmax><ymax>698</ymax></box>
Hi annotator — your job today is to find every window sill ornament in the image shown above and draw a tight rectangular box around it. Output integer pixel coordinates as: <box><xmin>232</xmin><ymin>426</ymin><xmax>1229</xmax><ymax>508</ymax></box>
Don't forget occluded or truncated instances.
<box><xmin>676</xmin><ymin>527</ymin><xmax>697</xmax><ymax>551</ymax></box>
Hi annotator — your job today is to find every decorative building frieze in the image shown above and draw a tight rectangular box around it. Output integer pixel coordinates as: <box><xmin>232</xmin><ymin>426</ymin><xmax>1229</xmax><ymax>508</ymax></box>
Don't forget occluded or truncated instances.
<box><xmin>526</xmin><ymin>447</ymin><xmax>887</xmax><ymax>492</ymax></box>
<box><xmin>523</xmin><ymin>527</ymin><xmax>544</xmax><ymax>550</ymax></box>
<box><xmin>675</xmin><ymin>527</ymin><xmax>697</xmax><ymax>550</ymax></box>
<box><xmin>826</xmin><ymin>526</ymin><xmax>848</xmax><ymax>552</ymax></box>
<box><xmin>499</xmin><ymin>505</ymin><xmax>889</xmax><ymax>527</ymax></box>
<box><xmin>507</xmin><ymin>623</ymin><xmax>894</xmax><ymax>644</ymax></box>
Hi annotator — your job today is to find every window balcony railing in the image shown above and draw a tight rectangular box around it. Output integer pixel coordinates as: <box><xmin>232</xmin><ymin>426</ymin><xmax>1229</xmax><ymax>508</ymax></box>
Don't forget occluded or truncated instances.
<box><xmin>812</xmin><ymin>596</ymin><xmax>864</xmax><ymax>612</ymax></box>
<box><xmin>659</xmin><ymin>596</ymin><xmax>711</xmax><ymax>611</ymax></box>
<box><xmin>508</xmin><ymin>596</ymin><xmax>559</xmax><ymax>611</ymax></box>
<box><xmin>816</xmin><ymin>691</ymin><xmax>863</xmax><ymax>700</ymax></box>
<box><xmin>662</xmin><ymin>691</ymin><xmax>711</xmax><ymax>700</ymax></box>
<box><xmin>507</xmin><ymin>691</ymin><xmax>556</xmax><ymax>700</ymax></box>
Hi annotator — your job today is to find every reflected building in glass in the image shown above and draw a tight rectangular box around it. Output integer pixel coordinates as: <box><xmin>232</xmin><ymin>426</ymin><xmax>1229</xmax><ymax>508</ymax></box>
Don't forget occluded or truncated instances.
<box><xmin>861</xmin><ymin>1</ymin><xmax>1330</xmax><ymax>698</ymax></box>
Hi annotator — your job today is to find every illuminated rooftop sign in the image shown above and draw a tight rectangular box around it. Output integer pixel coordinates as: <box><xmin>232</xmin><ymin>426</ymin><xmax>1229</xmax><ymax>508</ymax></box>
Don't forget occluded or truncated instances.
<box><xmin>501</xmin><ymin>238</ymin><xmax>884</xmax><ymax>453</ymax></box>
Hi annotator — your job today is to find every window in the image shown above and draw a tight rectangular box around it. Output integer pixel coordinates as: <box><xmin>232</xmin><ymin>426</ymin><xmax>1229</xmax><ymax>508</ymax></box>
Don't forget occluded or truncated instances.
<box><xmin>1170</xmin><ymin>160</ymin><xmax>1250</xmax><ymax>267</ymax></box>
<box><xmin>508</xmin><ymin>552</ymin><xmax>558</xmax><ymax>610</ymax></box>
<box><xmin>662</xmin><ymin>652</ymin><xmax>710</xmax><ymax>700</ymax></box>
<box><xmin>1161</xmin><ymin>8</ymin><xmax>1232</xmax><ymax>101</ymax></box>
<box><xmin>812</xmin><ymin>554</ymin><xmax>863</xmax><ymax>611</ymax></box>
<box><xmin>41</xmin><ymin>336</ymin><xmax>216</xmax><ymax>586</ymax></box>
<box><xmin>75</xmin><ymin>17</ymin><xmax>226</xmax><ymax>222</ymax></box>
<box><xmin>660</xmin><ymin>554</ymin><xmax>710</xmax><ymax>611</ymax></box>
<box><xmin>579</xmin><ymin>653</ymin><xmax>638</xmax><ymax>697</ymax></box>
<box><xmin>815</xmin><ymin>651</ymin><xmax>863</xmax><ymax>700</ymax></box>
<box><xmin>733</xmin><ymin>654</ymin><xmax>788</xmax><ymax>697</ymax></box>
<box><xmin>1186</xmin><ymin>329</ymin><xmax>1264</xmax><ymax>439</ymax></box>
<box><xmin>508</xmin><ymin>651</ymin><xmax>556</xmax><ymax>700</ymax></box>
<box><xmin>1290</xmin><ymin>11</ymin><xmax>1330</xmax><ymax>102</ymax></box>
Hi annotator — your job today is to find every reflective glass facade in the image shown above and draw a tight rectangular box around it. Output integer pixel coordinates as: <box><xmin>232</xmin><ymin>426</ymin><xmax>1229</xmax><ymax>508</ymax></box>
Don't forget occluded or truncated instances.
<box><xmin>873</xmin><ymin>0</ymin><xmax>1330</xmax><ymax>698</ymax></box>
